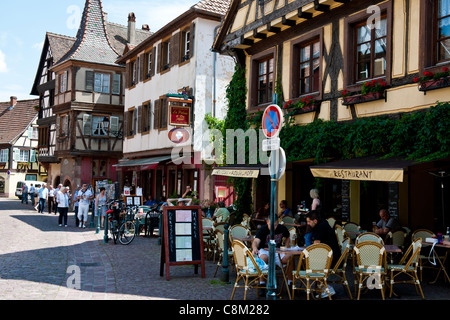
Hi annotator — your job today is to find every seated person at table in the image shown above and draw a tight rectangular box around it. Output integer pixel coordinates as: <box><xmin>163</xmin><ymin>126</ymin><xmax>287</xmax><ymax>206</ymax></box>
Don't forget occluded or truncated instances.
<box><xmin>213</xmin><ymin>201</ymin><xmax>230</xmax><ymax>223</ymax></box>
<box><xmin>254</xmin><ymin>202</ymin><xmax>270</xmax><ymax>229</ymax></box>
<box><xmin>252</xmin><ymin>217</ymin><xmax>294</xmax><ymax>292</ymax></box>
<box><xmin>306</xmin><ymin>210</ymin><xmax>342</xmax><ymax>297</ymax></box>
<box><xmin>277</xmin><ymin>200</ymin><xmax>293</xmax><ymax>219</ymax></box>
<box><xmin>144</xmin><ymin>195</ymin><xmax>157</xmax><ymax>206</ymax></box>
<box><xmin>375</xmin><ymin>209</ymin><xmax>401</xmax><ymax>237</ymax></box>
<box><xmin>167</xmin><ymin>198</ymin><xmax>192</xmax><ymax>207</ymax></box>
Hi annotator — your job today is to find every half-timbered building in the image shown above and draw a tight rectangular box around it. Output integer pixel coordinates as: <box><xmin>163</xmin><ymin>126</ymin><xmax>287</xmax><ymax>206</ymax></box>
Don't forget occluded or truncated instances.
<box><xmin>31</xmin><ymin>0</ymin><xmax>150</xmax><ymax>190</ymax></box>
<box><xmin>115</xmin><ymin>0</ymin><xmax>235</xmax><ymax>203</ymax></box>
<box><xmin>213</xmin><ymin>0</ymin><xmax>450</xmax><ymax>231</ymax></box>
<box><xmin>0</xmin><ymin>97</ymin><xmax>42</xmax><ymax>197</ymax></box>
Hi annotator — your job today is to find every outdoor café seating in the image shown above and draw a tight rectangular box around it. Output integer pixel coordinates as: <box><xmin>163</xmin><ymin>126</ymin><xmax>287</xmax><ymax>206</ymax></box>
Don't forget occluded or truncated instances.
<box><xmin>353</xmin><ymin>241</ymin><xmax>387</xmax><ymax>300</ymax></box>
<box><xmin>230</xmin><ymin>240</ymin><xmax>268</xmax><ymax>300</ymax></box>
<box><xmin>229</xmin><ymin>224</ymin><xmax>252</xmax><ymax>245</ymax></box>
<box><xmin>385</xmin><ymin>229</ymin><xmax>408</xmax><ymax>263</ymax></box>
<box><xmin>387</xmin><ymin>238</ymin><xmax>424</xmax><ymax>299</ymax></box>
<box><xmin>335</xmin><ymin>224</ymin><xmax>350</xmax><ymax>251</ymax></box>
<box><xmin>292</xmin><ymin>243</ymin><xmax>333</xmax><ymax>300</ymax></box>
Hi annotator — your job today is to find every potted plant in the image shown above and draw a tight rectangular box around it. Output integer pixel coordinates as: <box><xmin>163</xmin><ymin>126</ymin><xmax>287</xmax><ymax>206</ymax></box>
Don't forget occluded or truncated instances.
<box><xmin>415</xmin><ymin>67</ymin><xmax>450</xmax><ymax>92</ymax></box>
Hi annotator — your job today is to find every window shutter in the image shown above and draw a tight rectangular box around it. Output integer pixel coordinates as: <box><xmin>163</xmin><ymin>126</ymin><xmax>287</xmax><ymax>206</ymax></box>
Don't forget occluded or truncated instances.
<box><xmin>13</xmin><ymin>149</ymin><xmax>20</xmax><ymax>162</ymax></box>
<box><xmin>30</xmin><ymin>150</ymin><xmax>36</xmax><ymax>163</ymax></box>
<box><xmin>157</xmin><ymin>43</ymin><xmax>162</xmax><ymax>74</ymax></box>
<box><xmin>160</xmin><ymin>97</ymin><xmax>168</xmax><ymax>129</ymax></box>
<box><xmin>151</xmin><ymin>47</ymin><xmax>156</xmax><ymax>76</ymax></box>
<box><xmin>123</xmin><ymin>111</ymin><xmax>129</xmax><ymax>137</ymax></box>
<box><xmin>171</xmin><ymin>32</ymin><xmax>180</xmax><ymax>67</ymax></box>
<box><xmin>148</xmin><ymin>101</ymin><xmax>153</xmax><ymax>131</ymax></box>
<box><xmin>28</xmin><ymin>127</ymin><xmax>33</xmax><ymax>139</ymax></box>
<box><xmin>110</xmin><ymin>116</ymin><xmax>119</xmax><ymax>137</ymax></box>
<box><xmin>137</xmin><ymin>105</ymin><xmax>142</xmax><ymax>133</ymax></box>
<box><xmin>82</xmin><ymin>114</ymin><xmax>92</xmax><ymax>136</ymax></box>
<box><xmin>140</xmin><ymin>55</ymin><xmax>145</xmax><ymax>82</ymax></box>
<box><xmin>153</xmin><ymin>99</ymin><xmax>160</xmax><ymax>129</ymax></box>
<box><xmin>189</xmin><ymin>23</ymin><xmax>195</xmax><ymax>59</ymax></box>
<box><xmin>125</xmin><ymin>63</ymin><xmax>130</xmax><ymax>88</ymax></box>
<box><xmin>85</xmin><ymin>71</ymin><xmax>94</xmax><ymax>92</ymax></box>
<box><xmin>112</xmin><ymin>74</ymin><xmax>121</xmax><ymax>95</ymax></box>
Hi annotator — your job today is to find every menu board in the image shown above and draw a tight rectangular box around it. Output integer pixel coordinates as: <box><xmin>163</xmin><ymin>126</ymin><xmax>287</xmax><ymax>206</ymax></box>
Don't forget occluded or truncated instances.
<box><xmin>341</xmin><ymin>180</ymin><xmax>350</xmax><ymax>222</ymax></box>
<box><xmin>160</xmin><ymin>206</ymin><xmax>205</xmax><ymax>281</ymax></box>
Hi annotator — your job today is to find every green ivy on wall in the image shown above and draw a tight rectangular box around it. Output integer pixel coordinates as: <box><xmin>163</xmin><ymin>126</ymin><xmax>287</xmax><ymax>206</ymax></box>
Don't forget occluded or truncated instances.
<box><xmin>280</xmin><ymin>102</ymin><xmax>450</xmax><ymax>164</ymax></box>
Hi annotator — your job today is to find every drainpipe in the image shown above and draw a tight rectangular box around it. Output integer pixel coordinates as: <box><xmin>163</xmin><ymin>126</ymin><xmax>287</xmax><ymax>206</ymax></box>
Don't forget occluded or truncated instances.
<box><xmin>212</xmin><ymin>25</ymin><xmax>220</xmax><ymax>119</ymax></box>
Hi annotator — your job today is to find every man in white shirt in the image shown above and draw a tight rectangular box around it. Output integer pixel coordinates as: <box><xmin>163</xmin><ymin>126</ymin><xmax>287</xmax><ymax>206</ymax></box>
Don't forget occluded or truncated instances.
<box><xmin>56</xmin><ymin>186</ymin><xmax>70</xmax><ymax>227</ymax></box>
<box><xmin>77</xmin><ymin>183</ymin><xmax>94</xmax><ymax>228</ymax></box>
<box><xmin>38</xmin><ymin>184</ymin><xmax>49</xmax><ymax>214</ymax></box>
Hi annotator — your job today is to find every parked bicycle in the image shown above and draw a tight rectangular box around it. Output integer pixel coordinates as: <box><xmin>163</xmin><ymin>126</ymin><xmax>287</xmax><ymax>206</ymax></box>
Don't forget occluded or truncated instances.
<box><xmin>105</xmin><ymin>200</ymin><xmax>136</xmax><ymax>245</ymax></box>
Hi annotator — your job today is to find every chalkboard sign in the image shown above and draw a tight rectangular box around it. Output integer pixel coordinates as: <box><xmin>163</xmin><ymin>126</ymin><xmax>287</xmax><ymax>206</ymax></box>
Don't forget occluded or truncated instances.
<box><xmin>341</xmin><ymin>180</ymin><xmax>350</xmax><ymax>222</ymax></box>
<box><xmin>388</xmin><ymin>182</ymin><xmax>399</xmax><ymax>219</ymax></box>
<box><xmin>160</xmin><ymin>206</ymin><xmax>205</xmax><ymax>281</ymax></box>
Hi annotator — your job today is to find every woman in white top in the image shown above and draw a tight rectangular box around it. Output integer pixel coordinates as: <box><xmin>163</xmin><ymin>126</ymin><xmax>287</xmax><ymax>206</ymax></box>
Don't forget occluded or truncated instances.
<box><xmin>56</xmin><ymin>187</ymin><xmax>70</xmax><ymax>227</ymax></box>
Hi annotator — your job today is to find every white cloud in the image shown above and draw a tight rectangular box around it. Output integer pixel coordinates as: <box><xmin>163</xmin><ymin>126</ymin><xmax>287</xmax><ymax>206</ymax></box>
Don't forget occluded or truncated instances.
<box><xmin>32</xmin><ymin>41</ymin><xmax>45</xmax><ymax>50</ymax></box>
<box><xmin>0</xmin><ymin>50</ymin><xmax>8</xmax><ymax>73</ymax></box>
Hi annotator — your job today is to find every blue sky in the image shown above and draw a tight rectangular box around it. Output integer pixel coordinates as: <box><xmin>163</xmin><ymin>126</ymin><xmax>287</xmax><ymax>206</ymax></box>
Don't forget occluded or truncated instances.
<box><xmin>0</xmin><ymin>0</ymin><xmax>200</xmax><ymax>102</ymax></box>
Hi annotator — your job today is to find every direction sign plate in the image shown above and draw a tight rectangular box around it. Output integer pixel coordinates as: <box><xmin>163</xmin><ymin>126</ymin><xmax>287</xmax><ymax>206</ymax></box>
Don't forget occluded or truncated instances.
<box><xmin>262</xmin><ymin>138</ymin><xmax>280</xmax><ymax>152</ymax></box>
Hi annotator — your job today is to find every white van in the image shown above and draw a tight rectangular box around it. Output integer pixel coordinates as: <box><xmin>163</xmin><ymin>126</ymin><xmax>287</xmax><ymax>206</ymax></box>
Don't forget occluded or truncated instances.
<box><xmin>15</xmin><ymin>181</ymin><xmax>46</xmax><ymax>200</ymax></box>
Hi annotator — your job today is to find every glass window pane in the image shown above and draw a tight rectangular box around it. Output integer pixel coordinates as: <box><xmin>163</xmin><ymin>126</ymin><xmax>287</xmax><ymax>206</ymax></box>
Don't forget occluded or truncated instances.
<box><xmin>258</xmin><ymin>76</ymin><xmax>266</xmax><ymax>90</ymax></box>
<box><xmin>439</xmin><ymin>0</ymin><xmax>450</xmax><ymax>18</ymax></box>
<box><xmin>259</xmin><ymin>61</ymin><xmax>267</xmax><ymax>76</ymax></box>
<box><xmin>300</xmin><ymin>78</ymin><xmax>310</xmax><ymax>94</ymax></box>
<box><xmin>313</xmin><ymin>41</ymin><xmax>320</xmax><ymax>59</ymax></box>
<box><xmin>357</xmin><ymin>62</ymin><xmax>370</xmax><ymax>80</ymax></box>
<box><xmin>438</xmin><ymin>39</ymin><xmax>450</xmax><ymax>60</ymax></box>
<box><xmin>102</xmin><ymin>74</ymin><xmax>110</xmax><ymax>94</ymax></box>
<box><xmin>373</xmin><ymin>57</ymin><xmax>386</xmax><ymax>76</ymax></box>
<box><xmin>94</xmin><ymin>73</ymin><xmax>102</xmax><ymax>92</ymax></box>
<box><xmin>300</xmin><ymin>45</ymin><xmax>310</xmax><ymax>62</ymax></box>
<box><xmin>357</xmin><ymin>25</ymin><xmax>371</xmax><ymax>44</ymax></box>
<box><xmin>357</xmin><ymin>43</ymin><xmax>371</xmax><ymax>62</ymax></box>
<box><xmin>374</xmin><ymin>18</ymin><xmax>387</xmax><ymax>38</ymax></box>
<box><xmin>438</xmin><ymin>17</ymin><xmax>450</xmax><ymax>39</ymax></box>
<box><xmin>300</xmin><ymin>62</ymin><xmax>310</xmax><ymax>78</ymax></box>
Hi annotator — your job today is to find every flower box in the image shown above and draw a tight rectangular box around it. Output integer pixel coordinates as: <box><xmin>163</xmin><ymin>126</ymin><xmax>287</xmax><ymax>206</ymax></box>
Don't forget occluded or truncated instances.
<box><xmin>418</xmin><ymin>76</ymin><xmax>450</xmax><ymax>93</ymax></box>
<box><xmin>288</xmin><ymin>100</ymin><xmax>321</xmax><ymax>115</ymax></box>
<box><xmin>342</xmin><ymin>91</ymin><xmax>385</xmax><ymax>106</ymax></box>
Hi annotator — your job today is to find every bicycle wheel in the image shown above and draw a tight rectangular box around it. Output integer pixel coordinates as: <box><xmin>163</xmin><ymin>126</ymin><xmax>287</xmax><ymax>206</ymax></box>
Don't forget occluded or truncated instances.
<box><xmin>110</xmin><ymin>220</ymin><xmax>118</xmax><ymax>244</ymax></box>
<box><xmin>118</xmin><ymin>221</ymin><xmax>136</xmax><ymax>245</ymax></box>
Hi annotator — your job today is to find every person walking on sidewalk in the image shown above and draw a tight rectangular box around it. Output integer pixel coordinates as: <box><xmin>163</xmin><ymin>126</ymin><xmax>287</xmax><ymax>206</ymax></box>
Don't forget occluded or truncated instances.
<box><xmin>29</xmin><ymin>184</ymin><xmax>36</xmax><ymax>207</ymax></box>
<box><xmin>56</xmin><ymin>186</ymin><xmax>70</xmax><ymax>227</ymax></box>
<box><xmin>47</xmin><ymin>185</ymin><xmax>55</xmax><ymax>214</ymax></box>
<box><xmin>22</xmin><ymin>184</ymin><xmax>28</xmax><ymax>204</ymax></box>
<box><xmin>77</xmin><ymin>183</ymin><xmax>94</xmax><ymax>229</ymax></box>
<box><xmin>38</xmin><ymin>184</ymin><xmax>48</xmax><ymax>214</ymax></box>
<box><xmin>95</xmin><ymin>187</ymin><xmax>108</xmax><ymax>228</ymax></box>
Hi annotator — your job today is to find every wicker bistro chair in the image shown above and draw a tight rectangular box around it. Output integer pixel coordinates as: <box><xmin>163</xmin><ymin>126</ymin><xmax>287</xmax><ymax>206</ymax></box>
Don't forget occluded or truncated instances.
<box><xmin>387</xmin><ymin>238</ymin><xmax>425</xmax><ymax>299</ymax></box>
<box><xmin>344</xmin><ymin>222</ymin><xmax>361</xmax><ymax>241</ymax></box>
<box><xmin>213</xmin><ymin>229</ymin><xmax>234</xmax><ymax>277</ymax></box>
<box><xmin>353</xmin><ymin>241</ymin><xmax>388</xmax><ymax>300</ymax></box>
<box><xmin>335</xmin><ymin>225</ymin><xmax>350</xmax><ymax>251</ymax></box>
<box><xmin>411</xmin><ymin>229</ymin><xmax>445</xmax><ymax>281</ymax></box>
<box><xmin>355</xmin><ymin>232</ymin><xmax>385</xmax><ymax>245</ymax></box>
<box><xmin>292</xmin><ymin>243</ymin><xmax>334</xmax><ymax>300</ymax></box>
<box><xmin>330</xmin><ymin>238</ymin><xmax>353</xmax><ymax>299</ymax></box>
<box><xmin>230</xmin><ymin>240</ymin><xmax>268</xmax><ymax>300</ymax></box>
<box><xmin>202</xmin><ymin>217</ymin><xmax>214</xmax><ymax>259</ymax></box>
<box><xmin>385</xmin><ymin>229</ymin><xmax>408</xmax><ymax>263</ymax></box>
<box><xmin>229</xmin><ymin>224</ymin><xmax>251</xmax><ymax>244</ymax></box>
<box><xmin>281</xmin><ymin>216</ymin><xmax>295</xmax><ymax>225</ymax></box>
<box><xmin>326</xmin><ymin>217</ymin><xmax>336</xmax><ymax>229</ymax></box>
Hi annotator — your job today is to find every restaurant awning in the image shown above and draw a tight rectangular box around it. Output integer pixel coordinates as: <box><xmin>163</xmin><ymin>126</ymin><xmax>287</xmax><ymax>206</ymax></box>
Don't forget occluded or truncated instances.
<box><xmin>113</xmin><ymin>156</ymin><xmax>172</xmax><ymax>172</ymax></box>
<box><xmin>212</xmin><ymin>165</ymin><xmax>268</xmax><ymax>179</ymax></box>
<box><xmin>310</xmin><ymin>157</ymin><xmax>419</xmax><ymax>182</ymax></box>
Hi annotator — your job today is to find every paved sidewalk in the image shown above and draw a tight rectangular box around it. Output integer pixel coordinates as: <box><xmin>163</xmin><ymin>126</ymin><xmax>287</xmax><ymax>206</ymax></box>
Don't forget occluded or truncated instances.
<box><xmin>0</xmin><ymin>198</ymin><xmax>449</xmax><ymax>301</ymax></box>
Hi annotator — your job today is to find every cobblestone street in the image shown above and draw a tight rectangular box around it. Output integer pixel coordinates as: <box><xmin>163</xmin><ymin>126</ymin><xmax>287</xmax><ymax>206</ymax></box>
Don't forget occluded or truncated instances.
<box><xmin>1</xmin><ymin>198</ymin><xmax>449</xmax><ymax>303</ymax></box>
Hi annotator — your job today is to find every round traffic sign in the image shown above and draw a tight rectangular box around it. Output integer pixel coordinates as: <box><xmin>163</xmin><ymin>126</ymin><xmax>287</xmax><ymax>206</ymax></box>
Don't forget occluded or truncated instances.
<box><xmin>269</xmin><ymin>147</ymin><xmax>286</xmax><ymax>181</ymax></box>
<box><xmin>262</xmin><ymin>104</ymin><xmax>284</xmax><ymax>138</ymax></box>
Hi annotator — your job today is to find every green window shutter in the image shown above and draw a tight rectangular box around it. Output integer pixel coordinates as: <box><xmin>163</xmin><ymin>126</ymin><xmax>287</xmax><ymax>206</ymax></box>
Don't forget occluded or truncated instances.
<box><xmin>112</xmin><ymin>74</ymin><xmax>121</xmax><ymax>95</ymax></box>
<box><xmin>30</xmin><ymin>150</ymin><xmax>36</xmax><ymax>163</ymax></box>
<box><xmin>13</xmin><ymin>149</ymin><xmax>20</xmax><ymax>162</ymax></box>
<box><xmin>110</xmin><ymin>116</ymin><xmax>119</xmax><ymax>137</ymax></box>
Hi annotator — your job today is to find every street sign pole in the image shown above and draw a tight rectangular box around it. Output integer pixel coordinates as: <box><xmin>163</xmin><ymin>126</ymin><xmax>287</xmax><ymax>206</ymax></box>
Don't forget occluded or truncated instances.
<box><xmin>266</xmin><ymin>94</ymin><xmax>279</xmax><ymax>300</ymax></box>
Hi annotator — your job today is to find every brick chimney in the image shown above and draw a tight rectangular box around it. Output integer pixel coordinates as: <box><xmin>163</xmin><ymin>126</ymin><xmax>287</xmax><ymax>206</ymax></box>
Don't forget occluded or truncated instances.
<box><xmin>10</xmin><ymin>96</ymin><xmax>17</xmax><ymax>107</ymax></box>
<box><xmin>127</xmin><ymin>13</ymin><xmax>136</xmax><ymax>45</ymax></box>
<box><xmin>142</xmin><ymin>24</ymin><xmax>150</xmax><ymax>31</ymax></box>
